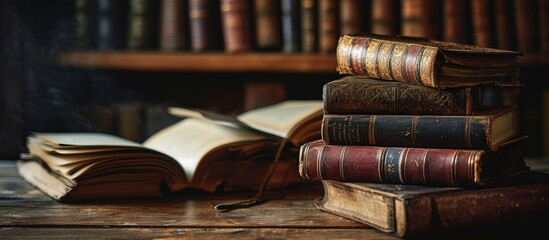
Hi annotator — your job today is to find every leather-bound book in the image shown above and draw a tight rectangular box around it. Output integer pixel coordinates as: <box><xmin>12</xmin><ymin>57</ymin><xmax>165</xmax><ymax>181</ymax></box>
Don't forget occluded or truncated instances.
<box><xmin>371</xmin><ymin>0</ymin><xmax>399</xmax><ymax>36</ymax></box>
<box><xmin>318</xmin><ymin>0</ymin><xmax>338</xmax><ymax>53</ymax></box>
<box><xmin>322</xmin><ymin>106</ymin><xmax>518</xmax><ymax>150</ymax></box>
<box><xmin>314</xmin><ymin>171</ymin><xmax>549</xmax><ymax>238</ymax></box>
<box><xmin>301</xmin><ymin>0</ymin><xmax>317</xmax><ymax>53</ymax></box>
<box><xmin>127</xmin><ymin>0</ymin><xmax>157</xmax><ymax>50</ymax></box>
<box><xmin>539</xmin><ymin>0</ymin><xmax>549</xmax><ymax>51</ymax></box>
<box><xmin>74</xmin><ymin>0</ymin><xmax>92</xmax><ymax>49</ymax></box>
<box><xmin>336</xmin><ymin>34</ymin><xmax>521</xmax><ymax>88</ymax></box>
<box><xmin>299</xmin><ymin>137</ymin><xmax>528</xmax><ymax>186</ymax></box>
<box><xmin>514</xmin><ymin>0</ymin><xmax>539</xmax><ymax>53</ymax></box>
<box><xmin>189</xmin><ymin>0</ymin><xmax>222</xmax><ymax>51</ymax></box>
<box><xmin>323</xmin><ymin>77</ymin><xmax>480</xmax><ymax>115</ymax></box>
<box><xmin>221</xmin><ymin>0</ymin><xmax>252</xmax><ymax>53</ymax></box>
<box><xmin>339</xmin><ymin>0</ymin><xmax>365</xmax><ymax>35</ymax></box>
<box><xmin>254</xmin><ymin>0</ymin><xmax>281</xmax><ymax>50</ymax></box>
<box><xmin>400</xmin><ymin>0</ymin><xmax>439</xmax><ymax>39</ymax></box>
<box><xmin>443</xmin><ymin>0</ymin><xmax>469</xmax><ymax>44</ymax></box>
<box><xmin>95</xmin><ymin>0</ymin><xmax>127</xmax><ymax>50</ymax></box>
<box><xmin>471</xmin><ymin>0</ymin><xmax>495</xmax><ymax>47</ymax></box>
<box><xmin>281</xmin><ymin>0</ymin><xmax>301</xmax><ymax>52</ymax></box>
<box><xmin>160</xmin><ymin>0</ymin><xmax>188</xmax><ymax>51</ymax></box>
<box><xmin>494</xmin><ymin>0</ymin><xmax>515</xmax><ymax>50</ymax></box>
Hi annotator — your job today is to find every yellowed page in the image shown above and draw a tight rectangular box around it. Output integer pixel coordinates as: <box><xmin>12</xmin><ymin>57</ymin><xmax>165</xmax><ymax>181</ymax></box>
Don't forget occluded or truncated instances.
<box><xmin>35</xmin><ymin>132</ymin><xmax>141</xmax><ymax>148</ymax></box>
<box><xmin>143</xmin><ymin>118</ymin><xmax>268</xmax><ymax>181</ymax></box>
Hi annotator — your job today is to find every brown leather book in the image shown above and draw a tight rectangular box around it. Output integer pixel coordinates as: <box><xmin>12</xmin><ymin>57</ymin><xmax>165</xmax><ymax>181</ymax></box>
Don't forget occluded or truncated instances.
<box><xmin>322</xmin><ymin>106</ymin><xmax>518</xmax><ymax>150</ymax></box>
<box><xmin>339</xmin><ymin>0</ymin><xmax>365</xmax><ymax>35</ymax></box>
<box><xmin>254</xmin><ymin>0</ymin><xmax>282</xmax><ymax>50</ymax></box>
<box><xmin>443</xmin><ymin>0</ymin><xmax>470</xmax><ymax>44</ymax></box>
<box><xmin>323</xmin><ymin>76</ymin><xmax>480</xmax><ymax>115</ymax></box>
<box><xmin>299</xmin><ymin>137</ymin><xmax>528</xmax><ymax>187</ymax></box>
<box><xmin>336</xmin><ymin>34</ymin><xmax>522</xmax><ymax>88</ymax></box>
<box><xmin>400</xmin><ymin>0</ymin><xmax>439</xmax><ymax>39</ymax></box>
<box><xmin>315</xmin><ymin>171</ymin><xmax>549</xmax><ymax>237</ymax></box>
<box><xmin>494</xmin><ymin>0</ymin><xmax>515</xmax><ymax>50</ymax></box>
<box><xmin>127</xmin><ymin>0</ymin><xmax>157</xmax><ymax>50</ymax></box>
<box><xmin>160</xmin><ymin>0</ymin><xmax>188</xmax><ymax>51</ymax></box>
<box><xmin>221</xmin><ymin>0</ymin><xmax>252</xmax><ymax>53</ymax></box>
<box><xmin>189</xmin><ymin>0</ymin><xmax>222</xmax><ymax>51</ymax></box>
<box><xmin>471</xmin><ymin>0</ymin><xmax>495</xmax><ymax>47</ymax></box>
<box><xmin>318</xmin><ymin>0</ymin><xmax>339</xmax><ymax>53</ymax></box>
<box><xmin>371</xmin><ymin>0</ymin><xmax>399</xmax><ymax>36</ymax></box>
<box><xmin>514</xmin><ymin>0</ymin><xmax>539</xmax><ymax>53</ymax></box>
<box><xmin>301</xmin><ymin>0</ymin><xmax>317</xmax><ymax>53</ymax></box>
<box><xmin>539</xmin><ymin>0</ymin><xmax>549</xmax><ymax>51</ymax></box>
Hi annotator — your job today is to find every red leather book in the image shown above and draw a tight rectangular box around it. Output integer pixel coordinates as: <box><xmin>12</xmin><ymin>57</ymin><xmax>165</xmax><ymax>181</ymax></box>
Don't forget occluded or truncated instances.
<box><xmin>299</xmin><ymin>138</ymin><xmax>528</xmax><ymax>187</ymax></box>
<box><xmin>400</xmin><ymin>0</ymin><xmax>439</xmax><ymax>39</ymax></box>
<box><xmin>221</xmin><ymin>0</ymin><xmax>252</xmax><ymax>53</ymax></box>
<box><xmin>443</xmin><ymin>0</ymin><xmax>470</xmax><ymax>44</ymax></box>
<box><xmin>471</xmin><ymin>0</ymin><xmax>495</xmax><ymax>47</ymax></box>
<box><xmin>339</xmin><ymin>0</ymin><xmax>364</xmax><ymax>35</ymax></box>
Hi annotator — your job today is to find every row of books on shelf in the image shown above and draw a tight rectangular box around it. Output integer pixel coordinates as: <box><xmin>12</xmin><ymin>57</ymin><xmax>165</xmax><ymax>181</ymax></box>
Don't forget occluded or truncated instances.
<box><xmin>73</xmin><ymin>0</ymin><xmax>549</xmax><ymax>53</ymax></box>
<box><xmin>18</xmin><ymin>35</ymin><xmax>547</xmax><ymax>237</ymax></box>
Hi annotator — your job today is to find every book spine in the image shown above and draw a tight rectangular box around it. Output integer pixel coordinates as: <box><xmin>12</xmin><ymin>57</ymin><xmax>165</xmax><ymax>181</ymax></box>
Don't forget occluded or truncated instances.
<box><xmin>371</xmin><ymin>0</ymin><xmax>399</xmax><ymax>36</ymax></box>
<box><xmin>322</xmin><ymin>114</ymin><xmax>491</xmax><ymax>149</ymax></box>
<box><xmin>336</xmin><ymin>35</ymin><xmax>439</xmax><ymax>88</ymax></box>
<box><xmin>299</xmin><ymin>140</ymin><xmax>486</xmax><ymax>186</ymax></box>
<box><xmin>301</xmin><ymin>0</ymin><xmax>317</xmax><ymax>53</ymax></box>
<box><xmin>401</xmin><ymin>0</ymin><xmax>439</xmax><ymax>39</ymax></box>
<box><xmin>494</xmin><ymin>0</ymin><xmax>515</xmax><ymax>50</ymax></box>
<box><xmin>471</xmin><ymin>0</ymin><xmax>495</xmax><ymax>47</ymax></box>
<box><xmin>339</xmin><ymin>0</ymin><xmax>364</xmax><ymax>35</ymax></box>
<box><xmin>254</xmin><ymin>0</ymin><xmax>281</xmax><ymax>50</ymax></box>
<box><xmin>322</xmin><ymin>78</ymin><xmax>477</xmax><ymax>115</ymax></box>
<box><xmin>74</xmin><ymin>0</ymin><xmax>92</xmax><ymax>49</ymax></box>
<box><xmin>539</xmin><ymin>0</ymin><xmax>549</xmax><ymax>51</ymax></box>
<box><xmin>189</xmin><ymin>0</ymin><xmax>220</xmax><ymax>51</ymax></box>
<box><xmin>127</xmin><ymin>0</ymin><xmax>155</xmax><ymax>50</ymax></box>
<box><xmin>318</xmin><ymin>0</ymin><xmax>338</xmax><ymax>53</ymax></box>
<box><xmin>221</xmin><ymin>0</ymin><xmax>252</xmax><ymax>53</ymax></box>
<box><xmin>443</xmin><ymin>0</ymin><xmax>469</xmax><ymax>44</ymax></box>
<box><xmin>514</xmin><ymin>0</ymin><xmax>538</xmax><ymax>53</ymax></box>
<box><xmin>160</xmin><ymin>0</ymin><xmax>188</xmax><ymax>51</ymax></box>
<box><xmin>281</xmin><ymin>0</ymin><xmax>301</xmax><ymax>52</ymax></box>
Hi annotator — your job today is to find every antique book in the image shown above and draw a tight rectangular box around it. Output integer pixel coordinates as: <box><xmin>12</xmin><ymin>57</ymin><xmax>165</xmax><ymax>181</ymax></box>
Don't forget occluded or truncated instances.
<box><xmin>494</xmin><ymin>0</ymin><xmax>515</xmax><ymax>50</ymax></box>
<box><xmin>471</xmin><ymin>0</ymin><xmax>495</xmax><ymax>48</ymax></box>
<box><xmin>221</xmin><ymin>0</ymin><xmax>252</xmax><ymax>53</ymax></box>
<box><xmin>127</xmin><ymin>0</ymin><xmax>157</xmax><ymax>50</ymax></box>
<box><xmin>95</xmin><ymin>0</ymin><xmax>127</xmax><ymax>50</ymax></box>
<box><xmin>514</xmin><ymin>0</ymin><xmax>538</xmax><ymax>52</ymax></box>
<box><xmin>299</xmin><ymin>137</ymin><xmax>528</xmax><ymax>187</ymax></box>
<box><xmin>371</xmin><ymin>0</ymin><xmax>399</xmax><ymax>36</ymax></box>
<box><xmin>74</xmin><ymin>0</ymin><xmax>92</xmax><ymax>49</ymax></box>
<box><xmin>315</xmin><ymin>172</ymin><xmax>549</xmax><ymax>238</ymax></box>
<box><xmin>189</xmin><ymin>0</ymin><xmax>222</xmax><ymax>51</ymax></box>
<box><xmin>254</xmin><ymin>0</ymin><xmax>281</xmax><ymax>50</ymax></box>
<box><xmin>18</xmin><ymin>101</ymin><xmax>323</xmax><ymax>202</ymax></box>
<box><xmin>336</xmin><ymin>34</ymin><xmax>522</xmax><ymax>88</ymax></box>
<box><xmin>322</xmin><ymin>106</ymin><xmax>518</xmax><ymax>150</ymax></box>
<box><xmin>339</xmin><ymin>0</ymin><xmax>364</xmax><ymax>35</ymax></box>
<box><xmin>300</xmin><ymin>0</ymin><xmax>317</xmax><ymax>53</ymax></box>
<box><xmin>281</xmin><ymin>0</ymin><xmax>301</xmax><ymax>52</ymax></box>
<box><xmin>318</xmin><ymin>0</ymin><xmax>338</xmax><ymax>53</ymax></box>
<box><xmin>159</xmin><ymin>0</ymin><xmax>188</xmax><ymax>51</ymax></box>
<box><xmin>401</xmin><ymin>0</ymin><xmax>439</xmax><ymax>39</ymax></box>
<box><xmin>443</xmin><ymin>0</ymin><xmax>469</xmax><ymax>44</ymax></box>
<box><xmin>323</xmin><ymin>76</ymin><xmax>480</xmax><ymax>115</ymax></box>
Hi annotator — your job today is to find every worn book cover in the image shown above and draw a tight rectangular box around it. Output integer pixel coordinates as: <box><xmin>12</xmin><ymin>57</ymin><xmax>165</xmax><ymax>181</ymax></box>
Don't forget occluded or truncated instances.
<box><xmin>323</xmin><ymin>76</ymin><xmax>480</xmax><ymax>115</ymax></box>
<box><xmin>315</xmin><ymin>171</ymin><xmax>549</xmax><ymax>237</ymax></box>
<box><xmin>336</xmin><ymin>34</ymin><xmax>522</xmax><ymax>88</ymax></box>
<box><xmin>299</xmin><ymin>137</ymin><xmax>528</xmax><ymax>187</ymax></box>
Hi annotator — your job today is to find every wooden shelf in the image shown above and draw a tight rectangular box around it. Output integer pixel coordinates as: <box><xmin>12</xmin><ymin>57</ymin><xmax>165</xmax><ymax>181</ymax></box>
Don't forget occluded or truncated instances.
<box><xmin>53</xmin><ymin>52</ymin><xmax>338</xmax><ymax>73</ymax></box>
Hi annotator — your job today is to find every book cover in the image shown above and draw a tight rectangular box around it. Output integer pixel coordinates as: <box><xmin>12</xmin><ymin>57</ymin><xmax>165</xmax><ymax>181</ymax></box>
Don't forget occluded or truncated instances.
<box><xmin>73</xmin><ymin>0</ymin><xmax>92</xmax><ymax>49</ymax></box>
<box><xmin>336</xmin><ymin>34</ymin><xmax>522</xmax><ymax>88</ymax></box>
<box><xmin>400</xmin><ymin>0</ymin><xmax>439</xmax><ymax>39</ymax></box>
<box><xmin>318</xmin><ymin>0</ymin><xmax>339</xmax><ymax>53</ymax></box>
<box><xmin>471</xmin><ymin>0</ymin><xmax>495</xmax><ymax>48</ymax></box>
<box><xmin>315</xmin><ymin>171</ymin><xmax>549</xmax><ymax>237</ymax></box>
<box><xmin>301</xmin><ymin>0</ymin><xmax>317</xmax><ymax>53</ymax></box>
<box><xmin>323</xmin><ymin>76</ymin><xmax>480</xmax><ymax>115</ymax></box>
<box><xmin>19</xmin><ymin>101</ymin><xmax>322</xmax><ymax>202</ymax></box>
<box><xmin>221</xmin><ymin>0</ymin><xmax>252</xmax><ymax>53</ymax></box>
<box><xmin>339</xmin><ymin>0</ymin><xmax>365</xmax><ymax>35</ymax></box>
<box><xmin>127</xmin><ymin>0</ymin><xmax>158</xmax><ymax>50</ymax></box>
<box><xmin>189</xmin><ymin>0</ymin><xmax>222</xmax><ymax>51</ymax></box>
<box><xmin>443</xmin><ymin>0</ymin><xmax>470</xmax><ymax>44</ymax></box>
<box><xmin>299</xmin><ymin>138</ymin><xmax>528</xmax><ymax>187</ymax></box>
<box><xmin>159</xmin><ymin>0</ymin><xmax>188</xmax><ymax>51</ymax></box>
<box><xmin>371</xmin><ymin>0</ymin><xmax>399</xmax><ymax>36</ymax></box>
<box><xmin>95</xmin><ymin>0</ymin><xmax>127</xmax><ymax>50</ymax></box>
<box><xmin>254</xmin><ymin>0</ymin><xmax>282</xmax><ymax>50</ymax></box>
<box><xmin>281</xmin><ymin>0</ymin><xmax>301</xmax><ymax>52</ymax></box>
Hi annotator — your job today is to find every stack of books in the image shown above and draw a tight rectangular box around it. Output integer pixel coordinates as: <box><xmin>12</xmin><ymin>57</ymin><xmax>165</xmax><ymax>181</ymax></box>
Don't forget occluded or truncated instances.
<box><xmin>298</xmin><ymin>34</ymin><xmax>549</xmax><ymax>237</ymax></box>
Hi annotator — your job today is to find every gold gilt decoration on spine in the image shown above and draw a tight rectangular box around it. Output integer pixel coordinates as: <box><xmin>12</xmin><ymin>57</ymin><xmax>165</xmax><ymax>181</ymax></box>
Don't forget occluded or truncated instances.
<box><xmin>377</xmin><ymin>42</ymin><xmax>395</xmax><ymax>81</ymax></box>
<box><xmin>300</xmin><ymin>142</ymin><xmax>312</xmax><ymax>179</ymax></box>
<box><xmin>419</xmin><ymin>47</ymin><xmax>437</xmax><ymax>87</ymax></box>
<box><xmin>391</xmin><ymin>44</ymin><xmax>407</xmax><ymax>82</ymax></box>
<box><xmin>351</xmin><ymin>38</ymin><xmax>368</xmax><ymax>75</ymax></box>
<box><xmin>401</xmin><ymin>148</ymin><xmax>410</xmax><ymax>183</ymax></box>
<box><xmin>467</xmin><ymin>151</ymin><xmax>475</xmax><ymax>184</ymax></box>
<box><xmin>397</xmin><ymin>148</ymin><xmax>406</xmax><ymax>184</ymax></box>
<box><xmin>368</xmin><ymin>115</ymin><xmax>377</xmax><ymax>145</ymax></box>
<box><xmin>316</xmin><ymin>144</ymin><xmax>326</xmax><ymax>179</ymax></box>
<box><xmin>364</xmin><ymin>40</ymin><xmax>382</xmax><ymax>79</ymax></box>
<box><xmin>376</xmin><ymin>147</ymin><xmax>385</xmax><ymax>182</ymax></box>
<box><xmin>464</xmin><ymin>118</ymin><xmax>472</xmax><ymax>148</ymax></box>
<box><xmin>422</xmin><ymin>149</ymin><xmax>430</xmax><ymax>185</ymax></box>
<box><xmin>451</xmin><ymin>150</ymin><xmax>460</xmax><ymax>186</ymax></box>
<box><xmin>336</xmin><ymin>36</ymin><xmax>354</xmax><ymax>74</ymax></box>
<box><xmin>339</xmin><ymin>146</ymin><xmax>348</xmax><ymax>180</ymax></box>
<box><xmin>414</xmin><ymin>47</ymin><xmax>426</xmax><ymax>85</ymax></box>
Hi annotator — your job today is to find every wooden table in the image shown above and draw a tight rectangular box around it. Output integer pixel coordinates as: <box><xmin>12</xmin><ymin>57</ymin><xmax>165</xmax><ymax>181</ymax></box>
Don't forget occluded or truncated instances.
<box><xmin>1</xmin><ymin>159</ymin><xmax>548</xmax><ymax>239</ymax></box>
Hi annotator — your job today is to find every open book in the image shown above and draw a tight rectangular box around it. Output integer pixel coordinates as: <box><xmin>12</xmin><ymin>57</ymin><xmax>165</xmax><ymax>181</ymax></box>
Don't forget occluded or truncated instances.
<box><xmin>18</xmin><ymin>100</ymin><xmax>323</xmax><ymax>202</ymax></box>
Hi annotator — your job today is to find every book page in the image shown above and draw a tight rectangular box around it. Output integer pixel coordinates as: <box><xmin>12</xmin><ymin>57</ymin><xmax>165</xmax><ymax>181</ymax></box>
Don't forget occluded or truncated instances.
<box><xmin>236</xmin><ymin>100</ymin><xmax>323</xmax><ymax>138</ymax></box>
<box><xmin>34</xmin><ymin>132</ymin><xmax>142</xmax><ymax>148</ymax></box>
<box><xmin>143</xmin><ymin>118</ymin><xmax>268</xmax><ymax>181</ymax></box>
